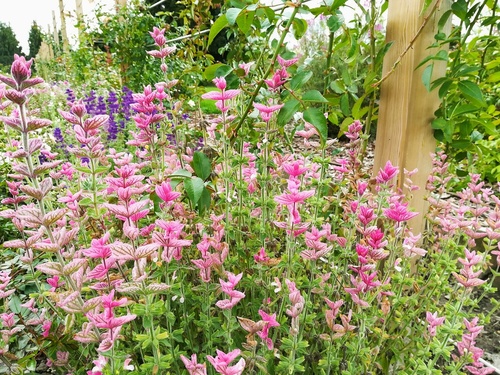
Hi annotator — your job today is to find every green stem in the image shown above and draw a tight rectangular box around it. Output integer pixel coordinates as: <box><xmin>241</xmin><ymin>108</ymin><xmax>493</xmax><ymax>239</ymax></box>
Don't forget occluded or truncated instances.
<box><xmin>231</xmin><ymin>2</ymin><xmax>303</xmax><ymax>141</ymax></box>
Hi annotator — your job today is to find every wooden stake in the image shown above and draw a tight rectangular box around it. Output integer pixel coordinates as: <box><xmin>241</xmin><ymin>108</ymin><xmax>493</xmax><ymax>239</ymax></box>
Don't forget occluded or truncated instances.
<box><xmin>58</xmin><ymin>0</ymin><xmax>70</xmax><ymax>52</ymax></box>
<box><xmin>373</xmin><ymin>0</ymin><xmax>452</xmax><ymax>234</ymax></box>
<box><xmin>75</xmin><ymin>0</ymin><xmax>84</xmax><ymax>41</ymax></box>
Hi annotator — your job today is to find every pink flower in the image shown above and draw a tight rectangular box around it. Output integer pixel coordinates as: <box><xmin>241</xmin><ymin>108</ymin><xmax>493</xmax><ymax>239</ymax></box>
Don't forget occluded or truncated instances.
<box><xmin>238</xmin><ymin>62</ymin><xmax>254</xmax><ymax>76</ymax></box>
<box><xmin>275</xmin><ymin>189</ymin><xmax>315</xmax><ymax>224</ymax></box>
<box><xmin>376</xmin><ymin>160</ymin><xmax>399</xmax><ymax>184</ymax></box>
<box><xmin>83</xmin><ymin>233</ymin><xmax>112</xmax><ymax>259</ymax></box>
<box><xmin>277</xmin><ymin>55</ymin><xmax>299</xmax><ymax>67</ymax></box>
<box><xmin>332</xmin><ymin>310</ymin><xmax>356</xmax><ymax>339</ymax></box>
<box><xmin>383</xmin><ymin>201</ymin><xmax>418</xmax><ymax>222</ymax></box>
<box><xmin>426</xmin><ymin>311</ymin><xmax>445</xmax><ymax>337</ymax></box>
<box><xmin>253</xmin><ymin>102</ymin><xmax>284</xmax><ymax>122</ymax></box>
<box><xmin>155</xmin><ymin>181</ymin><xmax>181</xmax><ymax>202</ymax></box>
<box><xmin>207</xmin><ymin>349</ymin><xmax>245</xmax><ymax>375</ymax></box>
<box><xmin>254</xmin><ymin>247</ymin><xmax>270</xmax><ymax>263</ymax></box>
<box><xmin>149</xmin><ymin>27</ymin><xmax>166</xmax><ymax>46</ymax></box>
<box><xmin>42</xmin><ymin>320</ymin><xmax>52</xmax><ymax>337</ymax></box>
<box><xmin>201</xmin><ymin>77</ymin><xmax>240</xmax><ymax>113</ymax></box>
<box><xmin>180</xmin><ymin>354</ymin><xmax>207</xmax><ymax>375</ymax></box>
<box><xmin>282</xmin><ymin>160</ymin><xmax>308</xmax><ymax>177</ymax></box>
<box><xmin>264</xmin><ymin>68</ymin><xmax>288</xmax><ymax>91</ymax></box>
<box><xmin>216</xmin><ymin>272</ymin><xmax>245</xmax><ymax>310</ymax></box>
<box><xmin>257</xmin><ymin>310</ymin><xmax>280</xmax><ymax>349</ymax></box>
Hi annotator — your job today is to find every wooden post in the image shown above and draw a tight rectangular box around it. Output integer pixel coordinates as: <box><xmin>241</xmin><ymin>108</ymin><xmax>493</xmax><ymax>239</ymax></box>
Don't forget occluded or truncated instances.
<box><xmin>373</xmin><ymin>0</ymin><xmax>452</xmax><ymax>234</ymax></box>
<box><xmin>115</xmin><ymin>0</ymin><xmax>127</xmax><ymax>9</ymax></box>
<box><xmin>58</xmin><ymin>0</ymin><xmax>70</xmax><ymax>52</ymax></box>
<box><xmin>75</xmin><ymin>0</ymin><xmax>84</xmax><ymax>42</ymax></box>
<box><xmin>52</xmin><ymin>11</ymin><xmax>59</xmax><ymax>49</ymax></box>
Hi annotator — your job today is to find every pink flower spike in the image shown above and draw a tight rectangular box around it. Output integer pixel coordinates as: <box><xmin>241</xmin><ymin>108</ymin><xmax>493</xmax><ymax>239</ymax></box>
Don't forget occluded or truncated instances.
<box><xmin>383</xmin><ymin>201</ymin><xmax>419</xmax><ymax>222</ymax></box>
<box><xmin>376</xmin><ymin>160</ymin><xmax>399</xmax><ymax>184</ymax></box>
<box><xmin>180</xmin><ymin>354</ymin><xmax>207</xmax><ymax>375</ymax></box>
<box><xmin>207</xmin><ymin>349</ymin><xmax>245</xmax><ymax>375</ymax></box>
<box><xmin>213</xmin><ymin>77</ymin><xmax>227</xmax><ymax>91</ymax></box>
<box><xmin>253</xmin><ymin>102</ymin><xmax>284</xmax><ymax>122</ymax></box>
<box><xmin>155</xmin><ymin>181</ymin><xmax>181</xmax><ymax>203</ymax></box>
<box><xmin>426</xmin><ymin>311</ymin><xmax>445</xmax><ymax>337</ymax></box>
<box><xmin>277</xmin><ymin>55</ymin><xmax>299</xmax><ymax>67</ymax></box>
<box><xmin>274</xmin><ymin>189</ymin><xmax>315</xmax><ymax>206</ymax></box>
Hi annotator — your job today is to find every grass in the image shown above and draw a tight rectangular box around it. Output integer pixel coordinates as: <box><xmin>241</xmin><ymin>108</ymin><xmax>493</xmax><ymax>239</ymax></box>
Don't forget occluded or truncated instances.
<box><xmin>199</xmin><ymin>86</ymin><xmax>220</xmax><ymax>114</ymax></box>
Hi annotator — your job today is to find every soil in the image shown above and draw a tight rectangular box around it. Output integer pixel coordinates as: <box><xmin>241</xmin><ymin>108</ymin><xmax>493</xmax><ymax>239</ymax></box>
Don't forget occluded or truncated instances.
<box><xmin>472</xmin><ymin>287</ymin><xmax>500</xmax><ymax>369</ymax></box>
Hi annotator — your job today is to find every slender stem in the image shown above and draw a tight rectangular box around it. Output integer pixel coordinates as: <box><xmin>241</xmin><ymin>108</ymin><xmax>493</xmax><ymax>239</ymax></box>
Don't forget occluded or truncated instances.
<box><xmin>231</xmin><ymin>2</ymin><xmax>303</xmax><ymax>140</ymax></box>
<box><xmin>372</xmin><ymin>0</ymin><xmax>443</xmax><ymax>89</ymax></box>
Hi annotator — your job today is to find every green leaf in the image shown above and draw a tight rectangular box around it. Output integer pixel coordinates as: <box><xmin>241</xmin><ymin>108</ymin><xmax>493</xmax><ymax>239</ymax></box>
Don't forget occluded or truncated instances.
<box><xmin>277</xmin><ymin>99</ymin><xmax>300</xmax><ymax>127</ymax></box>
<box><xmin>422</xmin><ymin>64</ymin><xmax>433</xmax><ymax>92</ymax></box>
<box><xmin>204</xmin><ymin>63</ymin><xmax>226</xmax><ymax>81</ymax></box>
<box><xmin>340</xmin><ymin>93</ymin><xmax>350</xmax><ymax>116</ymax></box>
<box><xmin>208</xmin><ymin>14</ymin><xmax>228</xmax><ymax>47</ymax></box>
<box><xmin>184</xmin><ymin>177</ymin><xmax>205</xmax><ymax>205</ymax></box>
<box><xmin>293</xmin><ymin>18</ymin><xmax>308</xmax><ymax>39</ymax></box>
<box><xmin>451</xmin><ymin>0</ymin><xmax>468</xmax><ymax>22</ymax></box>
<box><xmin>236</xmin><ymin>10</ymin><xmax>255</xmax><ymax>34</ymax></box>
<box><xmin>470</xmin><ymin>130</ymin><xmax>483</xmax><ymax>142</ymax></box>
<box><xmin>351</xmin><ymin>94</ymin><xmax>367</xmax><ymax>119</ymax></box>
<box><xmin>302</xmin><ymin>90</ymin><xmax>328</xmax><ymax>103</ymax></box>
<box><xmin>327</xmin><ymin>14</ymin><xmax>343</xmax><ymax>33</ymax></box>
<box><xmin>198</xmin><ymin>187</ymin><xmax>211</xmax><ymax>214</ymax></box>
<box><xmin>290</xmin><ymin>71</ymin><xmax>313</xmax><ymax>91</ymax></box>
<box><xmin>170</xmin><ymin>169</ymin><xmax>192</xmax><ymax>179</ymax></box>
<box><xmin>438</xmin><ymin>9</ymin><xmax>453</xmax><ymax>31</ymax></box>
<box><xmin>215</xmin><ymin>64</ymin><xmax>233</xmax><ymax>78</ymax></box>
<box><xmin>457</xmin><ymin>80</ymin><xmax>486</xmax><ymax>107</ymax></box>
<box><xmin>226</xmin><ymin>8</ymin><xmax>242</xmax><ymax>25</ymax></box>
<box><xmin>303</xmin><ymin>107</ymin><xmax>327</xmax><ymax>146</ymax></box>
<box><xmin>375</xmin><ymin>41</ymin><xmax>394</xmax><ymax>68</ymax></box>
<box><xmin>192</xmin><ymin>151</ymin><xmax>212</xmax><ymax>181</ymax></box>
<box><xmin>450</xmin><ymin>104</ymin><xmax>480</xmax><ymax>118</ymax></box>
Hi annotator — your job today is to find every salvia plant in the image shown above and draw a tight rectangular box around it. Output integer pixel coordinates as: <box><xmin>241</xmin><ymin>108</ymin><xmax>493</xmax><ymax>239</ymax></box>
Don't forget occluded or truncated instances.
<box><xmin>0</xmin><ymin>15</ymin><xmax>499</xmax><ymax>375</ymax></box>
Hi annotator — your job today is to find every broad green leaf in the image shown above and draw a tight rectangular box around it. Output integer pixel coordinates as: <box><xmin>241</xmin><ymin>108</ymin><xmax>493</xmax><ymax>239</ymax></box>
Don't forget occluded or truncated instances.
<box><xmin>236</xmin><ymin>10</ymin><xmax>255</xmax><ymax>34</ymax></box>
<box><xmin>192</xmin><ymin>151</ymin><xmax>212</xmax><ymax>181</ymax></box>
<box><xmin>302</xmin><ymin>90</ymin><xmax>329</xmax><ymax>103</ymax></box>
<box><xmin>208</xmin><ymin>14</ymin><xmax>228</xmax><ymax>47</ymax></box>
<box><xmin>290</xmin><ymin>71</ymin><xmax>313</xmax><ymax>91</ymax></box>
<box><xmin>451</xmin><ymin>0</ymin><xmax>468</xmax><ymax>22</ymax></box>
<box><xmin>437</xmin><ymin>79</ymin><xmax>453</xmax><ymax>99</ymax></box>
<box><xmin>438</xmin><ymin>9</ymin><xmax>452</xmax><ymax>31</ymax></box>
<box><xmin>215</xmin><ymin>65</ymin><xmax>233</xmax><ymax>78</ymax></box>
<box><xmin>351</xmin><ymin>94</ymin><xmax>367</xmax><ymax>119</ymax></box>
<box><xmin>292</xmin><ymin>18</ymin><xmax>308</xmax><ymax>39</ymax></box>
<box><xmin>450</xmin><ymin>104</ymin><xmax>479</xmax><ymax>118</ymax></box>
<box><xmin>432</xmin><ymin>118</ymin><xmax>454</xmax><ymax>143</ymax></box>
<box><xmin>422</xmin><ymin>64</ymin><xmax>433</xmax><ymax>92</ymax></box>
<box><xmin>375</xmin><ymin>42</ymin><xmax>394</xmax><ymax>68</ymax></box>
<box><xmin>184</xmin><ymin>177</ymin><xmax>205</xmax><ymax>205</ymax></box>
<box><xmin>340</xmin><ymin>93</ymin><xmax>350</xmax><ymax>116</ymax></box>
<box><xmin>226</xmin><ymin>8</ymin><xmax>242</xmax><ymax>25</ymax></box>
<box><xmin>486</xmin><ymin>71</ymin><xmax>500</xmax><ymax>83</ymax></box>
<box><xmin>416</xmin><ymin>50</ymin><xmax>448</xmax><ymax>69</ymax></box>
<box><xmin>198</xmin><ymin>187</ymin><xmax>211</xmax><ymax>214</ymax></box>
<box><xmin>457</xmin><ymin>80</ymin><xmax>486</xmax><ymax>107</ymax></box>
<box><xmin>330</xmin><ymin>81</ymin><xmax>345</xmax><ymax>94</ymax></box>
<box><xmin>171</xmin><ymin>169</ymin><xmax>192</xmax><ymax>179</ymax></box>
<box><xmin>451</xmin><ymin>139</ymin><xmax>472</xmax><ymax>150</ymax></box>
<box><xmin>277</xmin><ymin>99</ymin><xmax>300</xmax><ymax>127</ymax></box>
<box><xmin>327</xmin><ymin>14</ymin><xmax>343</xmax><ymax>33</ymax></box>
<box><xmin>303</xmin><ymin>107</ymin><xmax>327</xmax><ymax>146</ymax></box>
<box><xmin>470</xmin><ymin>130</ymin><xmax>483</xmax><ymax>142</ymax></box>
<box><xmin>203</xmin><ymin>63</ymin><xmax>225</xmax><ymax>80</ymax></box>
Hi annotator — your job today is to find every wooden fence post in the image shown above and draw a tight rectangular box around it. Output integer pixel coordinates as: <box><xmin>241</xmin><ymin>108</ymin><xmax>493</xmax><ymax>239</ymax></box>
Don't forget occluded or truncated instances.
<box><xmin>58</xmin><ymin>0</ymin><xmax>70</xmax><ymax>52</ymax></box>
<box><xmin>373</xmin><ymin>0</ymin><xmax>452</xmax><ymax>234</ymax></box>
